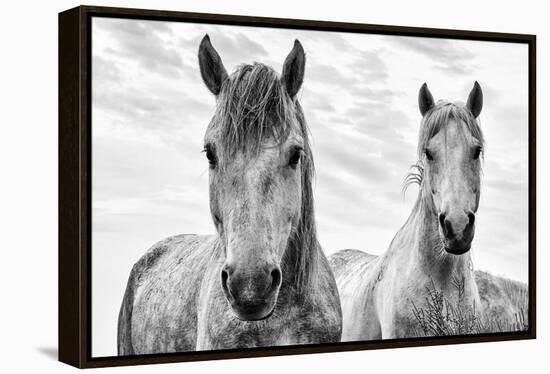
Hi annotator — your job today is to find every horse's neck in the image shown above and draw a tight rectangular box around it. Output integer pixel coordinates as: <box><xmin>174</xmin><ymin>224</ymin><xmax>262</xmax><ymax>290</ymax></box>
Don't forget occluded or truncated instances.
<box><xmin>392</xmin><ymin>192</ymin><xmax>473</xmax><ymax>286</ymax></box>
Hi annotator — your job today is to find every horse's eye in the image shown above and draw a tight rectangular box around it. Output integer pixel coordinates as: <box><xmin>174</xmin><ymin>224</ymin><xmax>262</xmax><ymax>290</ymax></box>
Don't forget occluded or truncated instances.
<box><xmin>424</xmin><ymin>148</ymin><xmax>433</xmax><ymax>161</ymax></box>
<box><xmin>288</xmin><ymin>148</ymin><xmax>302</xmax><ymax>168</ymax></box>
<box><xmin>204</xmin><ymin>145</ymin><xmax>217</xmax><ymax>168</ymax></box>
<box><xmin>473</xmin><ymin>146</ymin><xmax>482</xmax><ymax>160</ymax></box>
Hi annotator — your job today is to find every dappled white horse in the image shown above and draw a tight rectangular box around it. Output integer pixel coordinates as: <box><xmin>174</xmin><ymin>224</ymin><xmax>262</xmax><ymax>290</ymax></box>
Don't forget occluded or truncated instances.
<box><xmin>331</xmin><ymin>82</ymin><xmax>493</xmax><ymax>339</ymax></box>
<box><xmin>117</xmin><ymin>36</ymin><xmax>342</xmax><ymax>354</ymax></box>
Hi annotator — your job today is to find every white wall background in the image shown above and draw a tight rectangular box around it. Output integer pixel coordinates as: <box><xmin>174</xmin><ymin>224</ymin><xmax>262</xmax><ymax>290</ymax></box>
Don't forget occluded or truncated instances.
<box><xmin>0</xmin><ymin>0</ymin><xmax>547</xmax><ymax>372</ymax></box>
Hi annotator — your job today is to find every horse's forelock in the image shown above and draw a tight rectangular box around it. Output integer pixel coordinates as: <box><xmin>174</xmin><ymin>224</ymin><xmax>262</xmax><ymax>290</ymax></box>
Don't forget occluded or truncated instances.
<box><xmin>210</xmin><ymin>63</ymin><xmax>297</xmax><ymax>163</ymax></box>
<box><xmin>418</xmin><ymin>101</ymin><xmax>485</xmax><ymax>158</ymax></box>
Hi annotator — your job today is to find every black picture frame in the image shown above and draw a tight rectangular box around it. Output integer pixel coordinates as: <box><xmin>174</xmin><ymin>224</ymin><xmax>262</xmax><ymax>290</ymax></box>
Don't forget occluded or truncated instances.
<box><xmin>59</xmin><ymin>5</ymin><xmax>537</xmax><ymax>368</ymax></box>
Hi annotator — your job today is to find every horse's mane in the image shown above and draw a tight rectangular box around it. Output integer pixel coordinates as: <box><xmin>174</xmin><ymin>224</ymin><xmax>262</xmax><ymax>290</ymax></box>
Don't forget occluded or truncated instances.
<box><xmin>210</xmin><ymin>62</ymin><xmax>319</xmax><ymax>294</ymax></box>
<box><xmin>403</xmin><ymin>101</ymin><xmax>485</xmax><ymax>193</ymax></box>
<box><xmin>286</xmin><ymin>100</ymin><xmax>320</xmax><ymax>295</ymax></box>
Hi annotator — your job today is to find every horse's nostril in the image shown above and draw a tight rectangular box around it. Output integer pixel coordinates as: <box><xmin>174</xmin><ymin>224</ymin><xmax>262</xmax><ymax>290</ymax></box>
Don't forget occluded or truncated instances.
<box><xmin>439</xmin><ymin>213</ymin><xmax>457</xmax><ymax>238</ymax></box>
<box><xmin>270</xmin><ymin>268</ymin><xmax>282</xmax><ymax>291</ymax></box>
<box><xmin>444</xmin><ymin>219</ymin><xmax>455</xmax><ymax>238</ymax></box>
<box><xmin>221</xmin><ymin>267</ymin><xmax>232</xmax><ymax>298</ymax></box>
<box><xmin>221</xmin><ymin>269</ymin><xmax>229</xmax><ymax>287</ymax></box>
<box><xmin>468</xmin><ymin>212</ymin><xmax>475</xmax><ymax>227</ymax></box>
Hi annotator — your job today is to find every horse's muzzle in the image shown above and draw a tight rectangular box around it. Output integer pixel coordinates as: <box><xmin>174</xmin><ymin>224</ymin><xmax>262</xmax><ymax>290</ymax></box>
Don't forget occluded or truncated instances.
<box><xmin>439</xmin><ymin>211</ymin><xmax>475</xmax><ymax>255</ymax></box>
<box><xmin>220</xmin><ymin>264</ymin><xmax>282</xmax><ymax>321</ymax></box>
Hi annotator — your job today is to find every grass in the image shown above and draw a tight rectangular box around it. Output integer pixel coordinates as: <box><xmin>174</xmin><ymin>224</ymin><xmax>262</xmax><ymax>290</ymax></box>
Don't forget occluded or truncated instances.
<box><xmin>412</xmin><ymin>277</ymin><xmax>528</xmax><ymax>337</ymax></box>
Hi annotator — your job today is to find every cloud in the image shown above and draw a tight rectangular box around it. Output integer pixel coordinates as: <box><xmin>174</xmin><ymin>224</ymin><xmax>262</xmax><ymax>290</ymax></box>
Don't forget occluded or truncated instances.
<box><xmin>434</xmin><ymin>62</ymin><xmax>475</xmax><ymax>75</ymax></box>
<box><xmin>307</xmin><ymin>62</ymin><xmax>356</xmax><ymax>87</ymax></box>
<box><xmin>393</xmin><ymin>36</ymin><xmax>476</xmax><ymax>61</ymax></box>
<box><xmin>305</xmin><ymin>62</ymin><xmax>397</xmax><ymax>108</ymax></box>
<box><xmin>344</xmin><ymin>100</ymin><xmax>414</xmax><ymax>145</ymax></box>
<box><xmin>179</xmin><ymin>29</ymin><xmax>269</xmax><ymax>69</ymax></box>
<box><xmin>306</xmin><ymin>32</ymin><xmax>354</xmax><ymax>52</ymax></box>
<box><xmin>93</xmin><ymin>82</ymin><xmax>211</xmax><ymax>129</ymax></box>
<box><xmin>95</xmin><ymin>18</ymin><xmax>186</xmax><ymax>78</ymax></box>
<box><xmin>392</xmin><ymin>36</ymin><xmax>478</xmax><ymax>76</ymax></box>
<box><xmin>304</xmin><ymin>94</ymin><xmax>336</xmax><ymax>112</ymax></box>
<box><xmin>92</xmin><ymin>56</ymin><xmax>213</xmax><ymax>148</ymax></box>
<box><xmin>318</xmin><ymin>138</ymin><xmax>391</xmax><ymax>182</ymax></box>
<box><xmin>491</xmin><ymin>104</ymin><xmax>529</xmax><ymax>143</ymax></box>
<box><xmin>348</xmin><ymin>49</ymin><xmax>390</xmax><ymax>82</ymax></box>
<box><xmin>315</xmin><ymin>170</ymin><xmax>404</xmax><ymax>230</ymax></box>
<box><xmin>92</xmin><ymin>55</ymin><xmax>122</xmax><ymax>83</ymax></box>
<box><xmin>484</xmin><ymin>177</ymin><xmax>526</xmax><ymax>194</ymax></box>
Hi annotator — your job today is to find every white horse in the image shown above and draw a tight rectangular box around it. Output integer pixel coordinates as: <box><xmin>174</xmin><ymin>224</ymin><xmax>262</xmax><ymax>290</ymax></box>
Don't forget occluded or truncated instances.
<box><xmin>330</xmin><ymin>83</ymin><xmax>488</xmax><ymax>339</ymax></box>
<box><xmin>117</xmin><ymin>36</ymin><xmax>342</xmax><ymax>354</ymax></box>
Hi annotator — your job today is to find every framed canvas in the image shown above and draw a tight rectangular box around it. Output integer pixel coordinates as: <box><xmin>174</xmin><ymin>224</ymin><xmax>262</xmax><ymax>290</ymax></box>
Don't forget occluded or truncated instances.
<box><xmin>59</xmin><ymin>5</ymin><xmax>536</xmax><ymax>368</ymax></box>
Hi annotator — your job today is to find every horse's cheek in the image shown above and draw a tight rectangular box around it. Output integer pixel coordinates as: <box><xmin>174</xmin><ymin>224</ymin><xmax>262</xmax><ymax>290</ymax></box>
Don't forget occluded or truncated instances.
<box><xmin>208</xmin><ymin>179</ymin><xmax>220</xmax><ymax>216</ymax></box>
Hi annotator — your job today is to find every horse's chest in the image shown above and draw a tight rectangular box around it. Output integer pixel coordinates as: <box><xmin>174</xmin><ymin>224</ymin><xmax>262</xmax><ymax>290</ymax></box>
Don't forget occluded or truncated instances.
<box><xmin>201</xmin><ymin>304</ymin><xmax>336</xmax><ymax>349</ymax></box>
<box><xmin>273</xmin><ymin>309</ymin><xmax>332</xmax><ymax>346</ymax></box>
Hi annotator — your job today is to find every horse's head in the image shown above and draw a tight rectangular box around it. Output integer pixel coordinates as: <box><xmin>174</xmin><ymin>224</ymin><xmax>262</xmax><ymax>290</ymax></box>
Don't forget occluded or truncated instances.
<box><xmin>198</xmin><ymin>35</ymin><xmax>312</xmax><ymax>320</ymax></box>
<box><xmin>417</xmin><ymin>82</ymin><xmax>484</xmax><ymax>255</ymax></box>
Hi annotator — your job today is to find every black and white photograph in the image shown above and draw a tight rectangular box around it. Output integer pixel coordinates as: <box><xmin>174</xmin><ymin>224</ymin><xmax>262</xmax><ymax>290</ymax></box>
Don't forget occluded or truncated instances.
<box><xmin>88</xmin><ymin>15</ymin><xmax>531</xmax><ymax>358</ymax></box>
<box><xmin>4</xmin><ymin>0</ymin><xmax>550</xmax><ymax>373</ymax></box>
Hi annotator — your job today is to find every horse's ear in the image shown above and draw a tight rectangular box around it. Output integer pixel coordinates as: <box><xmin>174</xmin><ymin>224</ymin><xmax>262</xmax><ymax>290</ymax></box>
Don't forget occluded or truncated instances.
<box><xmin>282</xmin><ymin>40</ymin><xmax>306</xmax><ymax>98</ymax></box>
<box><xmin>466</xmin><ymin>81</ymin><xmax>483</xmax><ymax>118</ymax></box>
<box><xmin>418</xmin><ymin>82</ymin><xmax>435</xmax><ymax>116</ymax></box>
<box><xmin>198</xmin><ymin>34</ymin><xmax>228</xmax><ymax>96</ymax></box>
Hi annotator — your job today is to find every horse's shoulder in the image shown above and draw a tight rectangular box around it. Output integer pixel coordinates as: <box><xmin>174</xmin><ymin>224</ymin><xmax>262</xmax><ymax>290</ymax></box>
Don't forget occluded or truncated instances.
<box><xmin>328</xmin><ymin>248</ymin><xmax>378</xmax><ymax>272</ymax></box>
<box><xmin>131</xmin><ymin>234</ymin><xmax>215</xmax><ymax>279</ymax></box>
<box><xmin>119</xmin><ymin>235</ymin><xmax>200</xmax><ymax>354</ymax></box>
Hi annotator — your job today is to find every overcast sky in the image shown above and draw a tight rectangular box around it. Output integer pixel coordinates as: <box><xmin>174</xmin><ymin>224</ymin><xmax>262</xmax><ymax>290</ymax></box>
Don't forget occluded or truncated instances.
<box><xmin>91</xmin><ymin>17</ymin><xmax>529</xmax><ymax>357</ymax></box>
